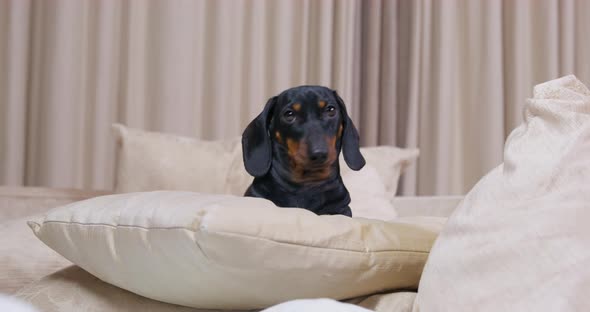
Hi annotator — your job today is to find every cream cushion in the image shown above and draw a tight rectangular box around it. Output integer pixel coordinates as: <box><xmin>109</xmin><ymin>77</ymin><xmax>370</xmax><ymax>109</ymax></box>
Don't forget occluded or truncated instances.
<box><xmin>28</xmin><ymin>191</ymin><xmax>444</xmax><ymax>310</ymax></box>
<box><xmin>354</xmin><ymin>292</ymin><xmax>416</xmax><ymax>312</ymax></box>
<box><xmin>414</xmin><ymin>75</ymin><xmax>590</xmax><ymax>311</ymax></box>
<box><xmin>113</xmin><ymin>124</ymin><xmax>418</xmax><ymax>220</ymax></box>
<box><xmin>342</xmin><ymin>166</ymin><xmax>399</xmax><ymax>220</ymax></box>
<box><xmin>112</xmin><ymin>124</ymin><xmax>239</xmax><ymax>194</ymax></box>
<box><xmin>342</xmin><ymin>147</ymin><xmax>418</xmax><ymax>219</ymax></box>
<box><xmin>226</xmin><ymin>145</ymin><xmax>418</xmax><ymax>221</ymax></box>
<box><xmin>225</xmin><ymin>144</ymin><xmax>418</xmax><ymax>220</ymax></box>
<box><xmin>224</xmin><ymin>143</ymin><xmax>419</xmax><ymax>199</ymax></box>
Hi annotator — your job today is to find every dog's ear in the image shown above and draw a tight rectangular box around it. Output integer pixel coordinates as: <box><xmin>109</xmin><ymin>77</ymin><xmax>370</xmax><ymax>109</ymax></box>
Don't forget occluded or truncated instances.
<box><xmin>242</xmin><ymin>96</ymin><xmax>277</xmax><ymax>177</ymax></box>
<box><xmin>333</xmin><ymin>91</ymin><xmax>366</xmax><ymax>171</ymax></box>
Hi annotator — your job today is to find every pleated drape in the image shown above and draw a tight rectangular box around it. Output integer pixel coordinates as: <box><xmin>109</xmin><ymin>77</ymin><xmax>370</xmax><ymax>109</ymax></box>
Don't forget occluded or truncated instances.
<box><xmin>1</xmin><ymin>0</ymin><xmax>589</xmax><ymax>194</ymax></box>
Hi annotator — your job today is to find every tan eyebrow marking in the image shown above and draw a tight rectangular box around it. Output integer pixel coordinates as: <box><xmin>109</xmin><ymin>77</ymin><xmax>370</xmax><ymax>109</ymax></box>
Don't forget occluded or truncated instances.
<box><xmin>275</xmin><ymin>131</ymin><xmax>282</xmax><ymax>143</ymax></box>
<box><xmin>293</xmin><ymin>103</ymin><xmax>301</xmax><ymax>111</ymax></box>
<box><xmin>318</xmin><ymin>101</ymin><xmax>326</xmax><ymax>108</ymax></box>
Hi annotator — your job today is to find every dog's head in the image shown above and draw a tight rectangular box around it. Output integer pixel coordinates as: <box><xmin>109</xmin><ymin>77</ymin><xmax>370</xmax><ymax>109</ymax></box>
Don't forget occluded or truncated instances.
<box><xmin>242</xmin><ymin>86</ymin><xmax>365</xmax><ymax>182</ymax></box>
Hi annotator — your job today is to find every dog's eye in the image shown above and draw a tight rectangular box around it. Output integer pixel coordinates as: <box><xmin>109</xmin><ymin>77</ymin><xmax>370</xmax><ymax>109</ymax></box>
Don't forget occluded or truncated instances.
<box><xmin>283</xmin><ymin>110</ymin><xmax>296</xmax><ymax>123</ymax></box>
<box><xmin>325</xmin><ymin>105</ymin><xmax>337</xmax><ymax>117</ymax></box>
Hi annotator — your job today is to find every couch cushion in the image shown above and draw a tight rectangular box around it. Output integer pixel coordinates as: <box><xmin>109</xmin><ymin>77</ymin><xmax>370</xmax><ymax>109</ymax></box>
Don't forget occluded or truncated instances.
<box><xmin>112</xmin><ymin>124</ymin><xmax>239</xmax><ymax>195</ymax></box>
<box><xmin>15</xmin><ymin>266</ymin><xmax>207</xmax><ymax>312</ymax></box>
<box><xmin>112</xmin><ymin>124</ymin><xmax>418</xmax><ymax>220</ymax></box>
<box><xmin>15</xmin><ymin>265</ymin><xmax>416</xmax><ymax>312</ymax></box>
<box><xmin>225</xmin><ymin>140</ymin><xmax>419</xmax><ymax>199</ymax></box>
<box><xmin>28</xmin><ymin>191</ymin><xmax>444</xmax><ymax>310</ymax></box>
<box><xmin>414</xmin><ymin>75</ymin><xmax>590</xmax><ymax>311</ymax></box>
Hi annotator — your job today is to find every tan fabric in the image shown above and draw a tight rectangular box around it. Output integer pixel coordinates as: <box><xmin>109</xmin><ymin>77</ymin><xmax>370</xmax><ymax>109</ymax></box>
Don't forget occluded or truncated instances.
<box><xmin>392</xmin><ymin>196</ymin><xmax>463</xmax><ymax>218</ymax></box>
<box><xmin>0</xmin><ymin>186</ymin><xmax>110</xmax><ymax>222</ymax></box>
<box><xmin>342</xmin><ymin>165</ymin><xmax>399</xmax><ymax>221</ymax></box>
<box><xmin>113</xmin><ymin>124</ymin><xmax>238</xmax><ymax>194</ymax></box>
<box><xmin>415</xmin><ymin>76</ymin><xmax>590</xmax><ymax>311</ymax></box>
<box><xmin>28</xmin><ymin>191</ymin><xmax>445</xmax><ymax>309</ymax></box>
<box><xmin>3</xmin><ymin>1</ymin><xmax>590</xmax><ymax>195</ymax></box>
<box><xmin>0</xmin><ymin>186</ymin><xmax>109</xmax><ymax>293</ymax></box>
<box><xmin>114</xmin><ymin>124</ymin><xmax>418</xmax><ymax>221</ymax></box>
<box><xmin>227</xmin><ymin>144</ymin><xmax>419</xmax><ymax>220</ymax></box>
<box><xmin>15</xmin><ymin>265</ymin><xmax>414</xmax><ymax>312</ymax></box>
<box><xmin>341</xmin><ymin>146</ymin><xmax>419</xmax><ymax>196</ymax></box>
<box><xmin>355</xmin><ymin>292</ymin><xmax>416</xmax><ymax>312</ymax></box>
<box><xmin>0</xmin><ymin>216</ymin><xmax>71</xmax><ymax>294</ymax></box>
<box><xmin>0</xmin><ymin>185</ymin><xmax>450</xmax><ymax>300</ymax></box>
<box><xmin>342</xmin><ymin>147</ymin><xmax>418</xmax><ymax>220</ymax></box>
<box><xmin>15</xmin><ymin>266</ymin><xmax>223</xmax><ymax>312</ymax></box>
<box><xmin>225</xmin><ymin>144</ymin><xmax>419</xmax><ymax>198</ymax></box>
<box><xmin>263</xmin><ymin>293</ymin><xmax>417</xmax><ymax>312</ymax></box>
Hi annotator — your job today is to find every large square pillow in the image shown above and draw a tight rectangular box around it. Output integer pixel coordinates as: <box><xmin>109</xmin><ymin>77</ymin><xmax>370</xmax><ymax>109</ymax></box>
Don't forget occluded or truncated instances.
<box><xmin>225</xmin><ymin>143</ymin><xmax>419</xmax><ymax>221</ymax></box>
<box><xmin>28</xmin><ymin>191</ymin><xmax>445</xmax><ymax>310</ymax></box>
<box><xmin>414</xmin><ymin>75</ymin><xmax>590</xmax><ymax>311</ymax></box>
<box><xmin>113</xmin><ymin>124</ymin><xmax>418</xmax><ymax>220</ymax></box>
<box><xmin>224</xmin><ymin>141</ymin><xmax>418</xmax><ymax>198</ymax></box>
<box><xmin>112</xmin><ymin>124</ymin><xmax>239</xmax><ymax>194</ymax></box>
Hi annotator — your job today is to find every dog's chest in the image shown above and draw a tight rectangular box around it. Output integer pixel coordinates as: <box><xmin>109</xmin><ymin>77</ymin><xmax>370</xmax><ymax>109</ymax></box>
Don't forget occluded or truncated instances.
<box><xmin>283</xmin><ymin>184</ymin><xmax>349</xmax><ymax>214</ymax></box>
<box><xmin>291</xmin><ymin>192</ymin><xmax>325</xmax><ymax>210</ymax></box>
<box><xmin>247</xmin><ymin>175</ymin><xmax>350</xmax><ymax>214</ymax></box>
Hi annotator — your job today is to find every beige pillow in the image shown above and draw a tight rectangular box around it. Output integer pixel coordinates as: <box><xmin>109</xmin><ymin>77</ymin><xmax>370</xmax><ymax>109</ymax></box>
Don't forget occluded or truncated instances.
<box><xmin>28</xmin><ymin>191</ymin><xmax>444</xmax><ymax>310</ymax></box>
<box><xmin>114</xmin><ymin>124</ymin><xmax>418</xmax><ymax>220</ymax></box>
<box><xmin>414</xmin><ymin>75</ymin><xmax>590</xmax><ymax>311</ymax></box>
<box><xmin>225</xmin><ymin>140</ymin><xmax>418</xmax><ymax>220</ymax></box>
<box><xmin>225</xmin><ymin>147</ymin><xmax>408</xmax><ymax>220</ymax></box>
<box><xmin>343</xmin><ymin>147</ymin><xmax>418</xmax><ymax>220</ymax></box>
<box><xmin>225</xmin><ymin>144</ymin><xmax>419</xmax><ymax>198</ymax></box>
<box><xmin>112</xmin><ymin>124</ymin><xmax>238</xmax><ymax>194</ymax></box>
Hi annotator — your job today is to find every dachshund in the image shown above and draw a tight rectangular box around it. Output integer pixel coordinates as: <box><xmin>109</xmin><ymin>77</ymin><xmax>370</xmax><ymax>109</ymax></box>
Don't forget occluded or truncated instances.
<box><xmin>241</xmin><ymin>86</ymin><xmax>365</xmax><ymax>217</ymax></box>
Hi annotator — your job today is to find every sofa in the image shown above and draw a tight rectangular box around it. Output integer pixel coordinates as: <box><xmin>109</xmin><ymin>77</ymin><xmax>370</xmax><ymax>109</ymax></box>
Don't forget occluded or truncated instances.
<box><xmin>0</xmin><ymin>186</ymin><xmax>461</xmax><ymax>312</ymax></box>
<box><xmin>2</xmin><ymin>75</ymin><xmax>588</xmax><ymax>311</ymax></box>
<box><xmin>0</xmin><ymin>121</ymin><xmax>461</xmax><ymax>312</ymax></box>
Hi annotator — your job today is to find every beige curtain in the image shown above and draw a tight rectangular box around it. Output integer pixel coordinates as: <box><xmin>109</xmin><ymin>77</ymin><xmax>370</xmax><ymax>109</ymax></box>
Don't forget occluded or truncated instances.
<box><xmin>1</xmin><ymin>0</ymin><xmax>589</xmax><ymax>195</ymax></box>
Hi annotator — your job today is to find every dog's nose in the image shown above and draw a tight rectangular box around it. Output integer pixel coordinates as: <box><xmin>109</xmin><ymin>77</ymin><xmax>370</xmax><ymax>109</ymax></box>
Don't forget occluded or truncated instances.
<box><xmin>309</xmin><ymin>149</ymin><xmax>328</xmax><ymax>163</ymax></box>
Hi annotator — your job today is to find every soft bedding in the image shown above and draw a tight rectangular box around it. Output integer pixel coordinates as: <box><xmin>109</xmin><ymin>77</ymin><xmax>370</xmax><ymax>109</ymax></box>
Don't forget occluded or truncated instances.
<box><xmin>10</xmin><ymin>76</ymin><xmax>589</xmax><ymax>311</ymax></box>
<box><xmin>113</xmin><ymin>124</ymin><xmax>419</xmax><ymax>220</ymax></box>
<box><xmin>27</xmin><ymin>191</ymin><xmax>445</xmax><ymax>310</ymax></box>
<box><xmin>0</xmin><ymin>187</ymin><xmax>107</xmax><ymax>294</ymax></box>
<box><xmin>14</xmin><ymin>266</ymin><xmax>417</xmax><ymax>312</ymax></box>
<box><xmin>0</xmin><ymin>217</ymin><xmax>71</xmax><ymax>294</ymax></box>
<box><xmin>3</xmin><ymin>117</ymin><xmax>430</xmax><ymax>311</ymax></box>
<box><xmin>415</xmin><ymin>75</ymin><xmax>590</xmax><ymax>311</ymax></box>
<box><xmin>0</xmin><ymin>187</ymin><xmax>460</xmax><ymax>298</ymax></box>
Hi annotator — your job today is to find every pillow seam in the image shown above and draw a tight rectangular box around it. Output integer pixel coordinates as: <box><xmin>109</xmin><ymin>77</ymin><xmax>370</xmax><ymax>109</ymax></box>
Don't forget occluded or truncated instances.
<box><xmin>35</xmin><ymin>220</ymin><xmax>433</xmax><ymax>255</ymax></box>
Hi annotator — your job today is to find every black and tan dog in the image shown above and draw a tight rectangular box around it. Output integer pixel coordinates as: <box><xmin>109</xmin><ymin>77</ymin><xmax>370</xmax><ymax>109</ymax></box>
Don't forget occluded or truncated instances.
<box><xmin>241</xmin><ymin>86</ymin><xmax>365</xmax><ymax>217</ymax></box>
